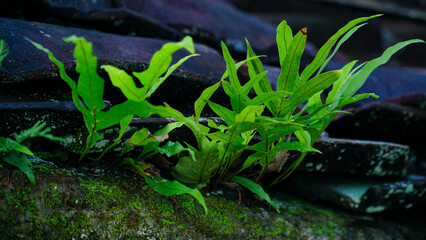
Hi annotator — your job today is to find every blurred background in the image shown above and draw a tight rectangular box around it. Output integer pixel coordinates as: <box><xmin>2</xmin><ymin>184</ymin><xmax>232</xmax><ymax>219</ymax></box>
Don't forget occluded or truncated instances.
<box><xmin>230</xmin><ymin>0</ymin><xmax>426</xmax><ymax>68</ymax></box>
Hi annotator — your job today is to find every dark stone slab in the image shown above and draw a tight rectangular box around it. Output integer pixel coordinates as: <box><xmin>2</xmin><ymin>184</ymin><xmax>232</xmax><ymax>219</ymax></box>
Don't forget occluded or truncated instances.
<box><xmin>299</xmin><ymin>138</ymin><xmax>411</xmax><ymax>177</ymax></box>
<box><xmin>39</xmin><ymin>0</ymin><xmax>279</xmax><ymax>60</ymax></box>
<box><xmin>327</xmin><ymin>94</ymin><xmax>426</xmax><ymax>148</ymax></box>
<box><xmin>0</xmin><ymin>18</ymin><xmax>227</xmax><ymax>106</ymax></box>
<box><xmin>0</xmin><ymin>101</ymin><xmax>224</xmax><ymax>154</ymax></box>
<box><xmin>382</xmin><ymin>92</ymin><xmax>426</xmax><ymax>111</ymax></box>
<box><xmin>42</xmin><ymin>0</ymin><xmax>185</xmax><ymax>40</ymax></box>
<box><xmin>284</xmin><ymin>173</ymin><xmax>426</xmax><ymax>213</ymax></box>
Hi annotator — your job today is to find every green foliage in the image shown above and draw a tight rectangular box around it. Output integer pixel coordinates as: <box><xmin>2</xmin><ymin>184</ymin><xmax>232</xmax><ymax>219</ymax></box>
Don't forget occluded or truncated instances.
<box><xmin>167</xmin><ymin>43</ymin><xmax>283</xmax><ymax>209</ymax></box>
<box><xmin>0</xmin><ymin>122</ymin><xmax>63</xmax><ymax>184</ymax></box>
<box><xmin>27</xmin><ymin>36</ymin><xmax>196</xmax><ymax>161</ymax></box>
<box><xmin>245</xmin><ymin>15</ymin><xmax>424</xmax><ymax>185</ymax></box>
<box><xmin>170</xmin><ymin>14</ymin><xmax>422</xmax><ymax>209</ymax></box>
<box><xmin>0</xmin><ymin>39</ymin><xmax>9</xmax><ymax>66</ymax></box>
<box><xmin>29</xmin><ymin>35</ymin><xmax>208</xmax><ymax>210</ymax></box>
<box><xmin>144</xmin><ymin>175</ymin><xmax>208</xmax><ymax>214</ymax></box>
<box><xmin>26</xmin><ymin>15</ymin><xmax>424</xmax><ymax>214</ymax></box>
<box><xmin>230</xmin><ymin>176</ymin><xmax>279</xmax><ymax>212</ymax></box>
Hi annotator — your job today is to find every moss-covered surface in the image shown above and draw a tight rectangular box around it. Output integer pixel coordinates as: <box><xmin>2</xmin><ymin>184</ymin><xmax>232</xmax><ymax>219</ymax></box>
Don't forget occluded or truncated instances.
<box><xmin>0</xmin><ymin>158</ymin><xmax>413</xmax><ymax>239</ymax></box>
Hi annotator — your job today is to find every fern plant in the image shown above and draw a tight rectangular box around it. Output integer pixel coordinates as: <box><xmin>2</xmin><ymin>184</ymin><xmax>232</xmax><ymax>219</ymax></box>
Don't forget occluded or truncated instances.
<box><xmin>163</xmin><ymin>44</ymin><xmax>286</xmax><ymax>211</ymax></box>
<box><xmin>28</xmin><ymin>36</ymin><xmax>197</xmax><ymax>161</ymax></box>
<box><xmin>26</xmin><ymin>14</ymin><xmax>424</xmax><ymax>214</ymax></box>
<box><xmin>244</xmin><ymin>14</ymin><xmax>424</xmax><ymax>184</ymax></box>
<box><xmin>0</xmin><ymin>122</ymin><xmax>63</xmax><ymax>184</ymax></box>
<box><xmin>29</xmin><ymin>36</ymin><xmax>208</xmax><ymax>213</ymax></box>
<box><xmin>166</xmin><ymin>14</ymin><xmax>423</xmax><ymax>212</ymax></box>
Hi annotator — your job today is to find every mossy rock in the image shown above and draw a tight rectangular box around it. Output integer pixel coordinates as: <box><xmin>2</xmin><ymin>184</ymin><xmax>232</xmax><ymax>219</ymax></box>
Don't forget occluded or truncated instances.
<box><xmin>0</xmin><ymin>157</ymin><xmax>417</xmax><ymax>239</ymax></box>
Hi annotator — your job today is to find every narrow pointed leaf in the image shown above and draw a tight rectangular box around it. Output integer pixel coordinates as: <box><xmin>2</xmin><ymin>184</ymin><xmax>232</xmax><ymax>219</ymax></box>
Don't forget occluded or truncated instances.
<box><xmin>235</xmin><ymin>105</ymin><xmax>261</xmax><ymax>123</ymax></box>
<box><xmin>144</xmin><ymin>175</ymin><xmax>208</xmax><ymax>214</ymax></box>
<box><xmin>241</xmin><ymin>71</ymin><xmax>268</xmax><ymax>98</ymax></box>
<box><xmin>128</xmin><ymin>128</ymin><xmax>158</xmax><ymax>147</ymax></box>
<box><xmin>240</xmin><ymin>152</ymin><xmax>264</xmax><ymax>171</ymax></box>
<box><xmin>246</xmin><ymin>39</ymin><xmax>274</xmax><ymax>94</ymax></box>
<box><xmin>277</xmin><ymin>27</ymin><xmax>307</xmax><ymax>91</ymax></box>
<box><xmin>194</xmin><ymin>81</ymin><xmax>221</xmax><ymax>122</ymax></box>
<box><xmin>10</xmin><ymin>142</ymin><xmax>34</xmax><ymax>156</ymax></box>
<box><xmin>158</xmin><ymin>141</ymin><xmax>190</xmax><ymax>157</ymax></box>
<box><xmin>207</xmin><ymin>131</ymin><xmax>231</xmax><ymax>143</ymax></box>
<box><xmin>221</xmin><ymin>55</ymin><xmax>264</xmax><ymax>81</ymax></box>
<box><xmin>133</xmin><ymin>36</ymin><xmax>195</xmax><ymax>93</ymax></box>
<box><xmin>3</xmin><ymin>153</ymin><xmax>35</xmax><ymax>184</ymax></box>
<box><xmin>154</xmin><ymin>121</ymin><xmax>185</xmax><ymax>137</ymax></box>
<box><xmin>342</xmin><ymin>39</ymin><xmax>425</xmax><ymax>97</ymax></box>
<box><xmin>317</xmin><ymin>24</ymin><xmax>367</xmax><ymax>75</ymax></box>
<box><xmin>163</xmin><ymin>103</ymin><xmax>200</xmax><ymax>138</ymax></box>
<box><xmin>230</xmin><ymin>176</ymin><xmax>279</xmax><ymax>212</ymax></box>
<box><xmin>64</xmin><ymin>36</ymin><xmax>106</xmax><ymax>111</ymax></box>
<box><xmin>221</xmin><ymin>42</ymin><xmax>241</xmax><ymax>90</ymax></box>
<box><xmin>276</xmin><ymin>20</ymin><xmax>294</xmax><ymax>65</ymax></box>
<box><xmin>207</xmin><ymin>101</ymin><xmax>235</xmax><ymax>126</ymax></box>
<box><xmin>207</xmin><ymin>120</ymin><xmax>229</xmax><ymax>131</ymax></box>
<box><xmin>301</xmin><ymin>14</ymin><xmax>382</xmax><ymax>82</ymax></box>
<box><xmin>96</xmin><ymin>101</ymin><xmax>165</xmax><ymax>129</ymax></box>
<box><xmin>26</xmin><ymin>38</ymin><xmax>89</xmax><ymax>117</ymax></box>
<box><xmin>338</xmin><ymin>93</ymin><xmax>379</xmax><ymax>107</ymax></box>
<box><xmin>326</xmin><ymin>60</ymin><xmax>358</xmax><ymax>105</ymax></box>
<box><xmin>0</xmin><ymin>39</ymin><xmax>9</xmax><ymax>66</ymax></box>
<box><xmin>147</xmin><ymin>53</ymin><xmax>199</xmax><ymax>98</ymax></box>
<box><xmin>102</xmin><ymin>65</ymin><xmax>145</xmax><ymax>102</ymax></box>
<box><xmin>306</xmin><ymin>92</ymin><xmax>323</xmax><ymax>116</ymax></box>
<box><xmin>221</xmin><ymin>80</ymin><xmax>241</xmax><ymax>112</ymax></box>
<box><xmin>274</xmin><ymin>141</ymin><xmax>309</xmax><ymax>152</ymax></box>
<box><xmin>277</xmin><ymin>70</ymin><xmax>341</xmax><ymax>117</ymax></box>
<box><xmin>294</xmin><ymin>130</ymin><xmax>311</xmax><ymax>146</ymax></box>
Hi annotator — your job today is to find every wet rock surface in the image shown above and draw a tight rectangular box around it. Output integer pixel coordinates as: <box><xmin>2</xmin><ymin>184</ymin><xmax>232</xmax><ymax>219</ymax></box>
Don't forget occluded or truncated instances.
<box><xmin>300</xmin><ymin>138</ymin><xmax>411</xmax><ymax>177</ymax></box>
<box><xmin>1</xmin><ymin>157</ymin><xmax>424</xmax><ymax>239</ymax></box>
<box><xmin>284</xmin><ymin>173</ymin><xmax>426</xmax><ymax>213</ymax></box>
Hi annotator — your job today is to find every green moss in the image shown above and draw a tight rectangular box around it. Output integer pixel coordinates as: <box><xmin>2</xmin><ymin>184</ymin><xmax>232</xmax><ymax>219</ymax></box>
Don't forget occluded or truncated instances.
<box><xmin>61</xmin><ymin>212</ymin><xmax>93</xmax><ymax>240</ymax></box>
<box><xmin>80</xmin><ymin>178</ymin><xmax>125</xmax><ymax>209</ymax></box>
<box><xmin>45</xmin><ymin>215</ymin><xmax>66</xmax><ymax>227</ymax></box>
<box><xmin>1</xmin><ymin>162</ymin><xmax>362</xmax><ymax>239</ymax></box>
<box><xmin>33</xmin><ymin>163</ymin><xmax>70</xmax><ymax>176</ymax></box>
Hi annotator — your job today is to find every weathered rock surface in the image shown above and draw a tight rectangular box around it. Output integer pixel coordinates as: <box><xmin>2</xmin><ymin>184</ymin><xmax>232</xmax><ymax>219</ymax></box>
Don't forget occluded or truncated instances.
<box><xmin>1</xmin><ymin>156</ymin><xmax>423</xmax><ymax>239</ymax></box>
<box><xmin>39</xmin><ymin>0</ymin><xmax>278</xmax><ymax>60</ymax></box>
<box><xmin>284</xmin><ymin>173</ymin><xmax>426</xmax><ymax>213</ymax></box>
<box><xmin>0</xmin><ymin>18</ymin><xmax>227</xmax><ymax>106</ymax></box>
<box><xmin>299</xmin><ymin>138</ymin><xmax>411</xmax><ymax>177</ymax></box>
<box><xmin>327</xmin><ymin>94</ymin><xmax>426</xmax><ymax>148</ymax></box>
